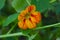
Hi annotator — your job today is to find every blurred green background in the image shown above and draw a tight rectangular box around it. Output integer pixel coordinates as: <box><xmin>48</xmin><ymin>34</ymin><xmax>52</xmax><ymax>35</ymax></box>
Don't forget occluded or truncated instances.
<box><xmin>0</xmin><ymin>0</ymin><xmax>60</xmax><ymax>40</ymax></box>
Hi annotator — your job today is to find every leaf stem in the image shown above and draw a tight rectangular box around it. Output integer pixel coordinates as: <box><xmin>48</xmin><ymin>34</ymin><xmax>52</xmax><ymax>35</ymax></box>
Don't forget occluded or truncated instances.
<box><xmin>34</xmin><ymin>22</ymin><xmax>60</xmax><ymax>30</ymax></box>
<box><xmin>0</xmin><ymin>23</ymin><xmax>60</xmax><ymax>38</ymax></box>
<box><xmin>50</xmin><ymin>0</ymin><xmax>56</xmax><ymax>3</ymax></box>
<box><xmin>7</xmin><ymin>23</ymin><xmax>17</xmax><ymax>34</ymax></box>
<box><xmin>0</xmin><ymin>32</ymin><xmax>29</xmax><ymax>38</ymax></box>
<box><xmin>28</xmin><ymin>32</ymin><xmax>38</xmax><ymax>40</ymax></box>
<box><xmin>26</xmin><ymin>0</ymin><xmax>31</xmax><ymax>5</ymax></box>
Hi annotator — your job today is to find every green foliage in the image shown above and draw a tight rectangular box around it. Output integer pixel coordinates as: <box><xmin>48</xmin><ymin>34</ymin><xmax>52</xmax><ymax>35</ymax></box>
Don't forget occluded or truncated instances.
<box><xmin>0</xmin><ymin>0</ymin><xmax>5</xmax><ymax>9</ymax></box>
<box><xmin>12</xmin><ymin>0</ymin><xmax>28</xmax><ymax>12</ymax></box>
<box><xmin>31</xmin><ymin>0</ymin><xmax>50</xmax><ymax>12</ymax></box>
<box><xmin>0</xmin><ymin>0</ymin><xmax>60</xmax><ymax>40</ymax></box>
<box><xmin>3</xmin><ymin>13</ymin><xmax>18</xmax><ymax>27</ymax></box>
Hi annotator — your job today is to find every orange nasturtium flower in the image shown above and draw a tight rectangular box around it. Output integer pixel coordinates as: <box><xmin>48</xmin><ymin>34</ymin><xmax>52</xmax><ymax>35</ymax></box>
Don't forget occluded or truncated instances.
<box><xmin>18</xmin><ymin>5</ymin><xmax>41</xmax><ymax>30</ymax></box>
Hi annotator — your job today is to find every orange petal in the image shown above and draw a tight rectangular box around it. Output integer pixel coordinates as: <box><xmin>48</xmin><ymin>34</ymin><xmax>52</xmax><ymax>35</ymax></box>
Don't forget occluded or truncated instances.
<box><xmin>18</xmin><ymin>10</ymin><xmax>28</xmax><ymax>21</ymax></box>
<box><xmin>18</xmin><ymin>21</ymin><xmax>27</xmax><ymax>30</ymax></box>
<box><xmin>30</xmin><ymin>16</ymin><xmax>37</xmax><ymax>23</ymax></box>
<box><xmin>31</xmin><ymin>11</ymin><xmax>41</xmax><ymax>23</ymax></box>
<box><xmin>20</xmin><ymin>10</ymin><xmax>28</xmax><ymax>16</ymax></box>
<box><xmin>18</xmin><ymin>15</ymin><xmax>25</xmax><ymax>21</ymax></box>
<box><xmin>26</xmin><ymin>19</ymin><xmax>36</xmax><ymax>29</ymax></box>
<box><xmin>26</xmin><ymin>5</ymin><xmax>36</xmax><ymax>12</ymax></box>
<box><xmin>18</xmin><ymin>21</ymin><xmax>23</xmax><ymax>29</ymax></box>
<box><xmin>31</xmin><ymin>11</ymin><xmax>40</xmax><ymax>16</ymax></box>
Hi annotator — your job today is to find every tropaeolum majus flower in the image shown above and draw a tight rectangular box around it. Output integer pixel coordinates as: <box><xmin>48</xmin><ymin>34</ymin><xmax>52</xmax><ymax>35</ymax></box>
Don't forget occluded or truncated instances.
<box><xmin>18</xmin><ymin>5</ymin><xmax>41</xmax><ymax>30</ymax></box>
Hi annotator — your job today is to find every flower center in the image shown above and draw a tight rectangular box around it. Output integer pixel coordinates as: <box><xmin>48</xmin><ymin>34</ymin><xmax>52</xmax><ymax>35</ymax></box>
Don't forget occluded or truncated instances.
<box><xmin>25</xmin><ymin>12</ymin><xmax>30</xmax><ymax>18</ymax></box>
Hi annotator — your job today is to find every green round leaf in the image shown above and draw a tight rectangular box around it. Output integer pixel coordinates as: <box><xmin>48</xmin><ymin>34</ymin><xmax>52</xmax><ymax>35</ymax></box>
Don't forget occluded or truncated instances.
<box><xmin>31</xmin><ymin>0</ymin><xmax>50</xmax><ymax>12</ymax></box>
<box><xmin>12</xmin><ymin>0</ymin><xmax>28</xmax><ymax>12</ymax></box>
